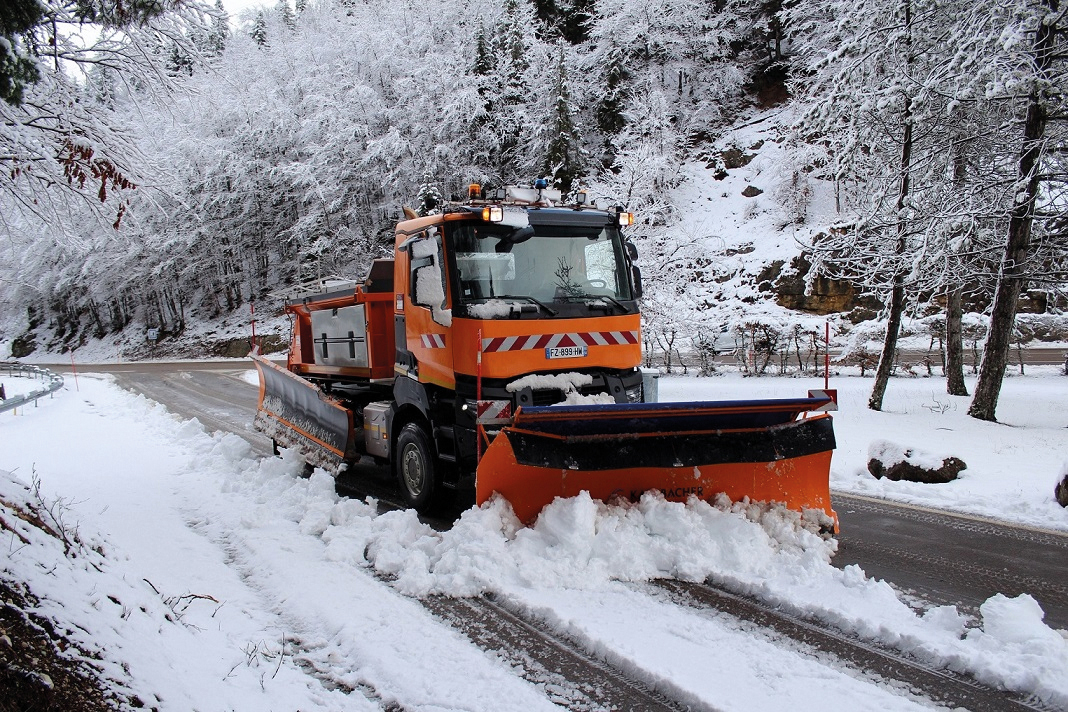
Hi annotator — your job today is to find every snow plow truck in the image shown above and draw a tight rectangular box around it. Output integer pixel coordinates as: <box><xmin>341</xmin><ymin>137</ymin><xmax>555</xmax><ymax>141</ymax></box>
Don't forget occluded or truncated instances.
<box><xmin>252</xmin><ymin>183</ymin><xmax>838</xmax><ymax>528</ymax></box>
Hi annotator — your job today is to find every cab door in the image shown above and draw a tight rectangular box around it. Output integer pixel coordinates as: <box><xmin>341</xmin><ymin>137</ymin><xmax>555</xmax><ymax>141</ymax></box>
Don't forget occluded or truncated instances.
<box><xmin>402</xmin><ymin>226</ymin><xmax>456</xmax><ymax>390</ymax></box>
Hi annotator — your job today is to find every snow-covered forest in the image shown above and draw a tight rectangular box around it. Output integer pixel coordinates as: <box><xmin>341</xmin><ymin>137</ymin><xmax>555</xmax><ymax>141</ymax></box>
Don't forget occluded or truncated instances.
<box><xmin>2</xmin><ymin>0</ymin><xmax>1068</xmax><ymax>413</ymax></box>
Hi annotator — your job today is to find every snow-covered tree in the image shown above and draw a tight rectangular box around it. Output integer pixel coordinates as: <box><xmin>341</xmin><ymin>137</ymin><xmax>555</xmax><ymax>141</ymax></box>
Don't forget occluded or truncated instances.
<box><xmin>785</xmin><ymin>0</ymin><xmax>1006</xmax><ymax>410</ymax></box>
<box><xmin>587</xmin><ymin>0</ymin><xmax>747</xmax><ymax>142</ymax></box>
<box><xmin>416</xmin><ymin>174</ymin><xmax>444</xmax><ymax>216</ymax></box>
<box><xmin>0</xmin><ymin>0</ymin><xmax>810</xmax><ymax>350</ymax></box>
<box><xmin>277</xmin><ymin>0</ymin><xmax>295</xmax><ymax>29</ymax></box>
<box><xmin>0</xmin><ymin>0</ymin><xmax>43</xmax><ymax>106</ymax></box>
<box><xmin>1</xmin><ymin>0</ymin><xmax>212</xmax><ymax>238</ymax></box>
<box><xmin>250</xmin><ymin>12</ymin><xmax>268</xmax><ymax>46</ymax></box>
<box><xmin>964</xmin><ymin>0</ymin><xmax>1068</xmax><ymax>421</ymax></box>
<box><xmin>541</xmin><ymin>46</ymin><xmax>584</xmax><ymax>192</ymax></box>
<box><xmin>480</xmin><ymin>0</ymin><xmax>545</xmax><ymax>182</ymax></box>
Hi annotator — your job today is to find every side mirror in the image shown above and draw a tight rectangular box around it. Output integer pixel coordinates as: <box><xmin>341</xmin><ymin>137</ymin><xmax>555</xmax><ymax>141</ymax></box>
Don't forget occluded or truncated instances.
<box><xmin>631</xmin><ymin>265</ymin><xmax>643</xmax><ymax>299</ymax></box>
<box><xmin>625</xmin><ymin>240</ymin><xmax>638</xmax><ymax>261</ymax></box>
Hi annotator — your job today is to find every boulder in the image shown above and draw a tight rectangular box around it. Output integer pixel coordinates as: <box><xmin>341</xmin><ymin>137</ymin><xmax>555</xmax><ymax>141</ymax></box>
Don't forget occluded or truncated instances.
<box><xmin>1056</xmin><ymin>468</ymin><xmax>1068</xmax><ymax>507</ymax></box>
<box><xmin>867</xmin><ymin>440</ymin><xmax>966</xmax><ymax>484</ymax></box>
<box><xmin>722</xmin><ymin>147</ymin><xmax>756</xmax><ymax>169</ymax></box>
<box><xmin>741</xmin><ymin>185</ymin><xmax>763</xmax><ymax>198</ymax></box>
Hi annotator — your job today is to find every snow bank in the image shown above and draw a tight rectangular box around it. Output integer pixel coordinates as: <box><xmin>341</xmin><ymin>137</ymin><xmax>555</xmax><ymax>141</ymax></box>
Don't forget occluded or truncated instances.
<box><xmin>284</xmin><ymin>478</ymin><xmax>1068</xmax><ymax>707</ymax></box>
<box><xmin>210</xmin><ymin>453</ymin><xmax>1068</xmax><ymax>706</ymax></box>
<box><xmin>0</xmin><ymin>378</ymin><xmax>558</xmax><ymax>711</ymax></box>
<box><xmin>1</xmin><ymin>373</ymin><xmax>40</xmax><ymax>399</ymax></box>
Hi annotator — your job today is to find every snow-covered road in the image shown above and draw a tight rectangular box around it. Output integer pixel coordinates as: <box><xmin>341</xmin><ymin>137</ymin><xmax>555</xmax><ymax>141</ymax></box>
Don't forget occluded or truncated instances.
<box><xmin>2</xmin><ymin>371</ymin><xmax>1067</xmax><ymax>710</ymax></box>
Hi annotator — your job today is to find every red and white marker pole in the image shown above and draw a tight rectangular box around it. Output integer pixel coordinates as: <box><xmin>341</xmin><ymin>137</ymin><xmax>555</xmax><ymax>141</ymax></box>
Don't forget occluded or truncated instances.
<box><xmin>250</xmin><ymin>301</ymin><xmax>258</xmax><ymax>354</ymax></box>
<box><xmin>476</xmin><ymin>328</ymin><xmax>483</xmax><ymax>461</ymax></box>
<box><xmin>825</xmin><ymin>321</ymin><xmax>830</xmax><ymax>391</ymax></box>
<box><xmin>809</xmin><ymin>321</ymin><xmax>837</xmax><ymax>411</ymax></box>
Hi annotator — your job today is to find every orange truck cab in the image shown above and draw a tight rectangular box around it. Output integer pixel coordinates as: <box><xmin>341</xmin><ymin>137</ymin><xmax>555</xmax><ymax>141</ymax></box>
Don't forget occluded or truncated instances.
<box><xmin>390</xmin><ymin>186</ymin><xmax>646</xmax><ymax>503</ymax></box>
<box><xmin>258</xmin><ymin>184</ymin><xmax>648</xmax><ymax>509</ymax></box>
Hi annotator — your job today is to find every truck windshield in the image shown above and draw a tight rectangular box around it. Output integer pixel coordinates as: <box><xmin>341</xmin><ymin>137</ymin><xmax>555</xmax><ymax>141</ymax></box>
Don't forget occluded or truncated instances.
<box><xmin>450</xmin><ymin>222</ymin><xmax>633</xmax><ymax>305</ymax></box>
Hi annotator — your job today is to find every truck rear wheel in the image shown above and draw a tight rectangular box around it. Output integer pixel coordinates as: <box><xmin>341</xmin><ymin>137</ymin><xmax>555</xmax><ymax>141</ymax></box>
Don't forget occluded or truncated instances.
<box><xmin>395</xmin><ymin>422</ymin><xmax>436</xmax><ymax>512</ymax></box>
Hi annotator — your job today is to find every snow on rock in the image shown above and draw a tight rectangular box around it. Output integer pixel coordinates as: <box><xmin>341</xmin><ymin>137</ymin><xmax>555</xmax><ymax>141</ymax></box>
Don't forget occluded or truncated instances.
<box><xmin>868</xmin><ymin>439</ymin><xmax>938</xmax><ymax>470</ymax></box>
<box><xmin>866</xmin><ymin>439</ymin><xmax>967</xmax><ymax>483</ymax></box>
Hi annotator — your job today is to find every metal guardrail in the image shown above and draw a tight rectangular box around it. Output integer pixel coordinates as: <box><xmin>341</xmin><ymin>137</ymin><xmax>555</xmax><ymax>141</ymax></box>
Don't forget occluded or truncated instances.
<box><xmin>0</xmin><ymin>362</ymin><xmax>65</xmax><ymax>414</ymax></box>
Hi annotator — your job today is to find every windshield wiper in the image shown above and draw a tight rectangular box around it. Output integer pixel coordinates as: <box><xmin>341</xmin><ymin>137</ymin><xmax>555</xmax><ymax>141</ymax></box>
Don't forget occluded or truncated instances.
<box><xmin>494</xmin><ymin>295</ymin><xmax>559</xmax><ymax>316</ymax></box>
<box><xmin>587</xmin><ymin>294</ymin><xmax>628</xmax><ymax>313</ymax></box>
<box><xmin>556</xmin><ymin>293</ymin><xmax>629</xmax><ymax>313</ymax></box>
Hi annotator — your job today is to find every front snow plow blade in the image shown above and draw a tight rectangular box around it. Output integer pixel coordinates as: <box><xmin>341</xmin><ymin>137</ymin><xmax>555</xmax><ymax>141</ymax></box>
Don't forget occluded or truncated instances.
<box><xmin>251</xmin><ymin>353</ymin><xmax>357</xmax><ymax>470</ymax></box>
<box><xmin>476</xmin><ymin>398</ymin><xmax>836</xmax><ymax>528</ymax></box>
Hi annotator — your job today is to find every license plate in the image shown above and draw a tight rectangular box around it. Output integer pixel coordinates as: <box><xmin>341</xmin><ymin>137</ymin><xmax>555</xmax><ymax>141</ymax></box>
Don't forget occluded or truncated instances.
<box><xmin>546</xmin><ymin>345</ymin><xmax>587</xmax><ymax>359</ymax></box>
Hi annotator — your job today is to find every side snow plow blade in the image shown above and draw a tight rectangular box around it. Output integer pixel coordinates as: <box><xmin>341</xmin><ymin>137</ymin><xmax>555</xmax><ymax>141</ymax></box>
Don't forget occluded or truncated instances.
<box><xmin>252</xmin><ymin>353</ymin><xmax>357</xmax><ymax>470</ymax></box>
<box><xmin>476</xmin><ymin>398</ymin><xmax>836</xmax><ymax>528</ymax></box>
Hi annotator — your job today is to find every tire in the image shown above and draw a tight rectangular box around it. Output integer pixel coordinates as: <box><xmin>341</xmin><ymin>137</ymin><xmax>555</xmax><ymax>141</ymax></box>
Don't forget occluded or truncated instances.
<box><xmin>395</xmin><ymin>422</ymin><xmax>437</xmax><ymax>512</ymax></box>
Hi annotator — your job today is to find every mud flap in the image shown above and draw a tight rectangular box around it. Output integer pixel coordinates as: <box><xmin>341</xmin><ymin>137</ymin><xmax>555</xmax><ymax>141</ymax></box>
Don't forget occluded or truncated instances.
<box><xmin>476</xmin><ymin>398</ymin><xmax>837</xmax><ymax>527</ymax></box>
<box><xmin>251</xmin><ymin>353</ymin><xmax>356</xmax><ymax>471</ymax></box>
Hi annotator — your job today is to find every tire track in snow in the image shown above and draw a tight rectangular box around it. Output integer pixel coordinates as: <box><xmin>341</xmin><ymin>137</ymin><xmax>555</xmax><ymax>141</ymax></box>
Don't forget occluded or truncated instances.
<box><xmin>186</xmin><ymin>520</ymin><xmax>393</xmax><ymax>710</ymax></box>
<box><xmin>651</xmin><ymin>579</ymin><xmax>1050</xmax><ymax>712</ymax></box>
<box><xmin>422</xmin><ymin>592</ymin><xmax>698</xmax><ymax>712</ymax></box>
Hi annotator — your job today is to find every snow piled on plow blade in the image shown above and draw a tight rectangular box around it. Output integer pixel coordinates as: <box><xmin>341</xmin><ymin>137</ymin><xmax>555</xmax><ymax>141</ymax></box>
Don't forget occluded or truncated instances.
<box><xmin>476</xmin><ymin>398</ymin><xmax>837</xmax><ymax>528</ymax></box>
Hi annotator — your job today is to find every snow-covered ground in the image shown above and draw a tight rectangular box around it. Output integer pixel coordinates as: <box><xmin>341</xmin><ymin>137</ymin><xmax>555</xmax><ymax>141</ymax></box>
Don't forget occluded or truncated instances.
<box><xmin>1</xmin><ymin>368</ymin><xmax>1067</xmax><ymax>710</ymax></box>
<box><xmin>1</xmin><ymin>372</ymin><xmax>39</xmax><ymax>400</ymax></box>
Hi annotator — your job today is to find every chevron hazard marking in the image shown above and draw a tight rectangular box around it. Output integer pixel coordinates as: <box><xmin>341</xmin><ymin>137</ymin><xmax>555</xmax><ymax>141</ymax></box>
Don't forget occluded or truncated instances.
<box><xmin>481</xmin><ymin>330</ymin><xmax>638</xmax><ymax>353</ymax></box>
<box><xmin>808</xmin><ymin>389</ymin><xmax>838</xmax><ymax>411</ymax></box>
<box><xmin>477</xmin><ymin>399</ymin><xmax>513</xmax><ymax>425</ymax></box>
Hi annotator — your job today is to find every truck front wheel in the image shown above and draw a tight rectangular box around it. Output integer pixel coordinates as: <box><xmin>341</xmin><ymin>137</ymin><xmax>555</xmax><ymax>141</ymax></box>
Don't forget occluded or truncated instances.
<box><xmin>395</xmin><ymin>422</ymin><xmax>436</xmax><ymax>512</ymax></box>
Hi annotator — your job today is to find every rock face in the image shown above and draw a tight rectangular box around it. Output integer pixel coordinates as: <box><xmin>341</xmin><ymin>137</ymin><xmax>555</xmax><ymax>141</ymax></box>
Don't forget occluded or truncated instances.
<box><xmin>771</xmin><ymin>253</ymin><xmax>881</xmax><ymax>319</ymax></box>
<box><xmin>867</xmin><ymin>440</ymin><xmax>967</xmax><ymax>484</ymax></box>
<box><xmin>1056</xmin><ymin>470</ymin><xmax>1068</xmax><ymax>508</ymax></box>
<box><xmin>214</xmin><ymin>334</ymin><xmax>287</xmax><ymax>357</ymax></box>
